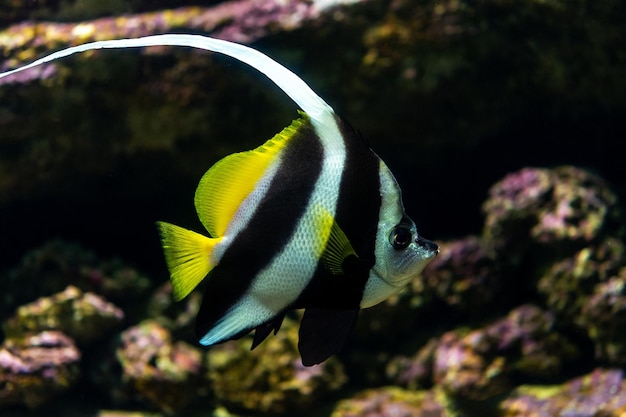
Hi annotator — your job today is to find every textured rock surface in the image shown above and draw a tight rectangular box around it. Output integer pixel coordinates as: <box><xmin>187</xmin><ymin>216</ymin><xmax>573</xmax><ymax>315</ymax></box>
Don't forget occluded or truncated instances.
<box><xmin>331</xmin><ymin>386</ymin><xmax>448</xmax><ymax>417</ymax></box>
<box><xmin>5</xmin><ymin>285</ymin><xmax>124</xmax><ymax>345</ymax></box>
<box><xmin>115</xmin><ymin>320</ymin><xmax>206</xmax><ymax>412</ymax></box>
<box><xmin>207</xmin><ymin>314</ymin><xmax>347</xmax><ymax>415</ymax></box>
<box><xmin>483</xmin><ymin>166</ymin><xmax>620</xmax><ymax>262</ymax></box>
<box><xmin>499</xmin><ymin>368</ymin><xmax>626</xmax><ymax>417</ymax></box>
<box><xmin>0</xmin><ymin>240</ymin><xmax>151</xmax><ymax>319</ymax></box>
<box><xmin>0</xmin><ymin>331</ymin><xmax>81</xmax><ymax>409</ymax></box>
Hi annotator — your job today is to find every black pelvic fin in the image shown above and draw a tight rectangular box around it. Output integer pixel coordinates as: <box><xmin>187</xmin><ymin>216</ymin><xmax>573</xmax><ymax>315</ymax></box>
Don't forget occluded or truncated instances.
<box><xmin>251</xmin><ymin>313</ymin><xmax>285</xmax><ymax>350</ymax></box>
<box><xmin>298</xmin><ymin>308</ymin><xmax>359</xmax><ymax>366</ymax></box>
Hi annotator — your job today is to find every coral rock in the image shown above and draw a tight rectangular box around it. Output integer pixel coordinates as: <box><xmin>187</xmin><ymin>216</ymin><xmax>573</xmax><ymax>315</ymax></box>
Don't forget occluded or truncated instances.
<box><xmin>1</xmin><ymin>240</ymin><xmax>150</xmax><ymax>318</ymax></box>
<box><xmin>418</xmin><ymin>236</ymin><xmax>502</xmax><ymax>315</ymax></box>
<box><xmin>207</xmin><ymin>314</ymin><xmax>347</xmax><ymax>415</ymax></box>
<box><xmin>500</xmin><ymin>368</ymin><xmax>626</xmax><ymax>417</ymax></box>
<box><xmin>483</xmin><ymin>166</ymin><xmax>620</xmax><ymax>262</ymax></box>
<box><xmin>331</xmin><ymin>386</ymin><xmax>448</xmax><ymax>417</ymax></box>
<box><xmin>0</xmin><ymin>331</ymin><xmax>80</xmax><ymax>409</ymax></box>
<box><xmin>581</xmin><ymin>267</ymin><xmax>626</xmax><ymax>365</ymax></box>
<box><xmin>432</xmin><ymin>305</ymin><xmax>580</xmax><ymax>402</ymax></box>
<box><xmin>6</xmin><ymin>285</ymin><xmax>124</xmax><ymax>345</ymax></box>
<box><xmin>116</xmin><ymin>320</ymin><xmax>205</xmax><ymax>413</ymax></box>
<box><xmin>538</xmin><ymin>237</ymin><xmax>625</xmax><ymax>323</ymax></box>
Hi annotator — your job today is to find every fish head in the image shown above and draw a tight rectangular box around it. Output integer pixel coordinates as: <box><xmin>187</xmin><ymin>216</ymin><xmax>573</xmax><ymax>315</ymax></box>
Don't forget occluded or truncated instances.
<box><xmin>373</xmin><ymin>161</ymin><xmax>439</xmax><ymax>289</ymax></box>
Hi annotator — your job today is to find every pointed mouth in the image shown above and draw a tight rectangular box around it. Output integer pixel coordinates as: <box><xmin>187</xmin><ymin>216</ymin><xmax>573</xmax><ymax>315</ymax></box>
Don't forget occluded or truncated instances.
<box><xmin>416</xmin><ymin>237</ymin><xmax>439</xmax><ymax>257</ymax></box>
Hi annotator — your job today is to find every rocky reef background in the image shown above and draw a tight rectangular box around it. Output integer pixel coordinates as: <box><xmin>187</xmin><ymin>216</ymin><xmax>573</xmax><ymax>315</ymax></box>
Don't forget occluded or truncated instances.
<box><xmin>1</xmin><ymin>0</ymin><xmax>625</xmax><ymax>416</ymax></box>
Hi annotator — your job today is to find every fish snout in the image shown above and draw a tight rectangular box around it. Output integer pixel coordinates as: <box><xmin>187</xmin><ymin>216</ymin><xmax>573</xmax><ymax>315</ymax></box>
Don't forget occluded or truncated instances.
<box><xmin>416</xmin><ymin>236</ymin><xmax>439</xmax><ymax>256</ymax></box>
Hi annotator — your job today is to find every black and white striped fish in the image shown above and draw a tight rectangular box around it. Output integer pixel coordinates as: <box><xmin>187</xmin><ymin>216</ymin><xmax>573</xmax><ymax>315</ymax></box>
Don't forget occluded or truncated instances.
<box><xmin>0</xmin><ymin>34</ymin><xmax>439</xmax><ymax>366</ymax></box>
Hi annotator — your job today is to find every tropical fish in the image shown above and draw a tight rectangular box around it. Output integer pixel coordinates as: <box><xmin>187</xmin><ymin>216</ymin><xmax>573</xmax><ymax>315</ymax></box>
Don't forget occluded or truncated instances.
<box><xmin>0</xmin><ymin>34</ymin><xmax>439</xmax><ymax>366</ymax></box>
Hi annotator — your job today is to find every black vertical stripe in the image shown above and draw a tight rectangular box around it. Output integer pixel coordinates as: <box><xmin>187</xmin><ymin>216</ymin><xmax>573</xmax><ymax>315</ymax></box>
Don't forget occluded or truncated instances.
<box><xmin>196</xmin><ymin>118</ymin><xmax>325</xmax><ymax>340</ymax></box>
<box><xmin>295</xmin><ymin>116</ymin><xmax>382</xmax><ymax>309</ymax></box>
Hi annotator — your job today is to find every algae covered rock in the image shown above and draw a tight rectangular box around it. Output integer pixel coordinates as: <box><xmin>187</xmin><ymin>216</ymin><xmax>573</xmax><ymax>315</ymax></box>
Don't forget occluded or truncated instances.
<box><xmin>349</xmin><ymin>236</ymin><xmax>499</xmax><ymax>377</ymax></box>
<box><xmin>386</xmin><ymin>337</ymin><xmax>439</xmax><ymax>390</ymax></box>
<box><xmin>499</xmin><ymin>368</ymin><xmax>626</xmax><ymax>417</ymax></box>
<box><xmin>1</xmin><ymin>240</ymin><xmax>151</xmax><ymax>319</ymax></box>
<box><xmin>207</xmin><ymin>314</ymin><xmax>347</xmax><ymax>415</ymax></box>
<box><xmin>580</xmin><ymin>267</ymin><xmax>626</xmax><ymax>365</ymax></box>
<box><xmin>5</xmin><ymin>285</ymin><xmax>124</xmax><ymax>345</ymax></box>
<box><xmin>0</xmin><ymin>331</ymin><xmax>80</xmax><ymax>409</ymax></box>
<box><xmin>331</xmin><ymin>386</ymin><xmax>448</xmax><ymax>417</ymax></box>
<box><xmin>431</xmin><ymin>305</ymin><xmax>580</xmax><ymax>402</ymax></box>
<box><xmin>482</xmin><ymin>166</ymin><xmax>621</xmax><ymax>263</ymax></box>
<box><xmin>115</xmin><ymin>320</ymin><xmax>206</xmax><ymax>413</ymax></box>
<box><xmin>418</xmin><ymin>236</ymin><xmax>502</xmax><ymax>316</ymax></box>
<box><xmin>537</xmin><ymin>237</ymin><xmax>625</xmax><ymax>324</ymax></box>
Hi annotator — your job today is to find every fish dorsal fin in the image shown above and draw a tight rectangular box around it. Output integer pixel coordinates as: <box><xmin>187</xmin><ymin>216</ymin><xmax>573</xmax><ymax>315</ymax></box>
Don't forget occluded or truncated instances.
<box><xmin>195</xmin><ymin>116</ymin><xmax>307</xmax><ymax>237</ymax></box>
<box><xmin>314</xmin><ymin>207</ymin><xmax>357</xmax><ymax>275</ymax></box>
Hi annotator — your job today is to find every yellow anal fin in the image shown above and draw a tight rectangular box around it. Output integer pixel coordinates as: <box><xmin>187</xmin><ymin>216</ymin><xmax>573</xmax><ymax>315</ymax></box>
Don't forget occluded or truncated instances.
<box><xmin>315</xmin><ymin>208</ymin><xmax>357</xmax><ymax>275</ymax></box>
<box><xmin>156</xmin><ymin>221</ymin><xmax>221</xmax><ymax>301</ymax></box>
<box><xmin>195</xmin><ymin>115</ymin><xmax>309</xmax><ymax>237</ymax></box>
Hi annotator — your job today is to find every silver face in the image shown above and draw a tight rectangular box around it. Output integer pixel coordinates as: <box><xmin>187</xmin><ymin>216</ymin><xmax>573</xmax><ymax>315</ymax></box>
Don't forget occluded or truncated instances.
<box><xmin>372</xmin><ymin>161</ymin><xmax>439</xmax><ymax>290</ymax></box>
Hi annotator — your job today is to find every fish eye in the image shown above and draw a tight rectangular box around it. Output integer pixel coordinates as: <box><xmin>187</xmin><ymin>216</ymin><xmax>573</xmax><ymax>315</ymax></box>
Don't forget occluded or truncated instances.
<box><xmin>390</xmin><ymin>225</ymin><xmax>413</xmax><ymax>250</ymax></box>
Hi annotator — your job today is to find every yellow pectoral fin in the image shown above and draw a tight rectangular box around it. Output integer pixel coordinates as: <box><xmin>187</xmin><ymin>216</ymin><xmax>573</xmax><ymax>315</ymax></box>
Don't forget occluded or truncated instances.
<box><xmin>315</xmin><ymin>208</ymin><xmax>357</xmax><ymax>275</ymax></box>
<box><xmin>194</xmin><ymin>115</ymin><xmax>310</xmax><ymax>237</ymax></box>
<box><xmin>156</xmin><ymin>221</ymin><xmax>221</xmax><ymax>301</ymax></box>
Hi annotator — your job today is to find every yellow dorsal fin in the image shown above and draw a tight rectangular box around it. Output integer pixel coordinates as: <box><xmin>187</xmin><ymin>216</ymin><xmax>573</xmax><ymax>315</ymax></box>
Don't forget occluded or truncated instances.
<box><xmin>315</xmin><ymin>207</ymin><xmax>358</xmax><ymax>275</ymax></box>
<box><xmin>195</xmin><ymin>115</ymin><xmax>309</xmax><ymax>237</ymax></box>
<box><xmin>156</xmin><ymin>221</ymin><xmax>221</xmax><ymax>301</ymax></box>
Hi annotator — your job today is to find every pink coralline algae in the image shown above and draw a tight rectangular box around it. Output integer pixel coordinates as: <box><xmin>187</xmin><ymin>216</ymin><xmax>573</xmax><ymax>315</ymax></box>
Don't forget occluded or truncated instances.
<box><xmin>207</xmin><ymin>314</ymin><xmax>347</xmax><ymax>415</ymax></box>
<box><xmin>581</xmin><ymin>267</ymin><xmax>626</xmax><ymax>365</ymax></box>
<box><xmin>115</xmin><ymin>320</ymin><xmax>205</xmax><ymax>413</ymax></box>
<box><xmin>1</xmin><ymin>240</ymin><xmax>151</xmax><ymax>319</ymax></box>
<box><xmin>5</xmin><ymin>285</ymin><xmax>124</xmax><ymax>345</ymax></box>
<box><xmin>0</xmin><ymin>0</ymin><xmax>363</xmax><ymax>84</ymax></box>
<box><xmin>418</xmin><ymin>236</ymin><xmax>501</xmax><ymax>316</ymax></box>
<box><xmin>482</xmin><ymin>166</ymin><xmax>619</xmax><ymax>261</ymax></box>
<box><xmin>400</xmin><ymin>305</ymin><xmax>582</xmax><ymax>402</ymax></box>
<box><xmin>0</xmin><ymin>331</ymin><xmax>80</xmax><ymax>409</ymax></box>
<box><xmin>500</xmin><ymin>368</ymin><xmax>626</xmax><ymax>417</ymax></box>
<box><xmin>330</xmin><ymin>386</ymin><xmax>448</xmax><ymax>417</ymax></box>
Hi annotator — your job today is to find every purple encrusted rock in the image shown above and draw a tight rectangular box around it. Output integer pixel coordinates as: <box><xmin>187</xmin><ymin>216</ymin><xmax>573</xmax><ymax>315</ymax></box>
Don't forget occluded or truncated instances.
<box><xmin>537</xmin><ymin>237</ymin><xmax>626</xmax><ymax>365</ymax></box>
<box><xmin>386</xmin><ymin>337</ymin><xmax>439</xmax><ymax>390</ymax></box>
<box><xmin>331</xmin><ymin>386</ymin><xmax>448</xmax><ymax>417</ymax></box>
<box><xmin>0</xmin><ymin>331</ymin><xmax>80</xmax><ymax>409</ymax></box>
<box><xmin>207</xmin><ymin>314</ymin><xmax>347</xmax><ymax>415</ymax></box>
<box><xmin>581</xmin><ymin>267</ymin><xmax>626</xmax><ymax>365</ymax></box>
<box><xmin>429</xmin><ymin>305</ymin><xmax>580</xmax><ymax>402</ymax></box>
<box><xmin>0</xmin><ymin>0</ymin><xmax>364</xmax><ymax>84</ymax></box>
<box><xmin>115</xmin><ymin>320</ymin><xmax>205</xmax><ymax>413</ymax></box>
<box><xmin>418</xmin><ymin>236</ymin><xmax>501</xmax><ymax>316</ymax></box>
<box><xmin>500</xmin><ymin>368</ymin><xmax>626</xmax><ymax>416</ymax></box>
<box><xmin>5</xmin><ymin>285</ymin><xmax>124</xmax><ymax>345</ymax></box>
<box><xmin>538</xmin><ymin>238</ymin><xmax>625</xmax><ymax>317</ymax></box>
<box><xmin>483</xmin><ymin>166</ymin><xmax>620</xmax><ymax>264</ymax></box>
<box><xmin>1</xmin><ymin>240</ymin><xmax>151</xmax><ymax>320</ymax></box>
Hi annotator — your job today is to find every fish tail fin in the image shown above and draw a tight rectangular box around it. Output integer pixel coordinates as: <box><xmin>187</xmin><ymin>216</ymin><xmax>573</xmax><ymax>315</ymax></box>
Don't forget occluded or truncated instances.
<box><xmin>156</xmin><ymin>221</ymin><xmax>220</xmax><ymax>301</ymax></box>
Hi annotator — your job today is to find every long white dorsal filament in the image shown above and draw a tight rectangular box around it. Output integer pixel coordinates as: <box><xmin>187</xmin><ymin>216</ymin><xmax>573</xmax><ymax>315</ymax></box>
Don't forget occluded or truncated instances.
<box><xmin>0</xmin><ymin>34</ymin><xmax>335</xmax><ymax>122</ymax></box>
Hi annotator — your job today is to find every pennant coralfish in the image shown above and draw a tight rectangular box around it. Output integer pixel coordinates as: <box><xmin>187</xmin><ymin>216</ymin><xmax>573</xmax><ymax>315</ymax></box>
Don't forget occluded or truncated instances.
<box><xmin>0</xmin><ymin>34</ymin><xmax>439</xmax><ymax>366</ymax></box>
